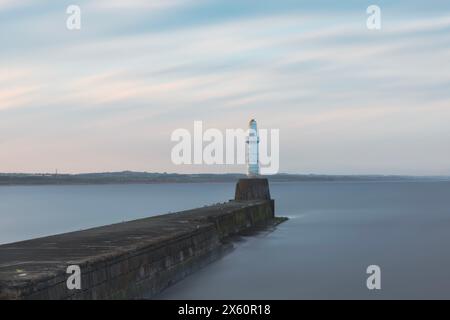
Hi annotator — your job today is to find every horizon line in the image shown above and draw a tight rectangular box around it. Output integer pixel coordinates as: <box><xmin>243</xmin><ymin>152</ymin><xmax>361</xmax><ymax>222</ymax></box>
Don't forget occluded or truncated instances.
<box><xmin>1</xmin><ymin>171</ymin><xmax>449</xmax><ymax>178</ymax></box>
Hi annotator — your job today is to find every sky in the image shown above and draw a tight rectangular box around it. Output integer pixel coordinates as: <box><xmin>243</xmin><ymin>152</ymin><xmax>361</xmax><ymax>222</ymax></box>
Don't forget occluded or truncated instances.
<box><xmin>1</xmin><ymin>0</ymin><xmax>450</xmax><ymax>175</ymax></box>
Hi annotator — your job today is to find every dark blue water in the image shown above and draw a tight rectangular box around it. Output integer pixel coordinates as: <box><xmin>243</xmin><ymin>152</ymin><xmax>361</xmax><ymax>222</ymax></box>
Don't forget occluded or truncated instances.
<box><xmin>1</xmin><ymin>181</ymin><xmax>450</xmax><ymax>299</ymax></box>
<box><xmin>160</xmin><ymin>181</ymin><xmax>450</xmax><ymax>299</ymax></box>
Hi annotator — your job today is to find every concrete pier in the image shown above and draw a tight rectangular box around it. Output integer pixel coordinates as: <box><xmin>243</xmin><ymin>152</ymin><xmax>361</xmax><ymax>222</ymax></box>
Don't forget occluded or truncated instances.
<box><xmin>0</xmin><ymin>179</ymin><xmax>282</xmax><ymax>300</ymax></box>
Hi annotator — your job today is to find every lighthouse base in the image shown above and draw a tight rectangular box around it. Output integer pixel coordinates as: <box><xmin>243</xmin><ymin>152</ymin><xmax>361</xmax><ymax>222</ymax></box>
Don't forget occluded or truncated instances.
<box><xmin>234</xmin><ymin>178</ymin><xmax>271</xmax><ymax>201</ymax></box>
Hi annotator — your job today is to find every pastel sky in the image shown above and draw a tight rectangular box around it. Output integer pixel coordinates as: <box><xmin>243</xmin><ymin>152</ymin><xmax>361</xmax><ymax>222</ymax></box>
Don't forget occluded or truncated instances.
<box><xmin>1</xmin><ymin>1</ymin><xmax>450</xmax><ymax>175</ymax></box>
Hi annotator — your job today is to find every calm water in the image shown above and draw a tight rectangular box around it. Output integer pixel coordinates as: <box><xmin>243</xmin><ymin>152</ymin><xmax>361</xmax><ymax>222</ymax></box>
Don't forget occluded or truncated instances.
<box><xmin>1</xmin><ymin>181</ymin><xmax>450</xmax><ymax>299</ymax></box>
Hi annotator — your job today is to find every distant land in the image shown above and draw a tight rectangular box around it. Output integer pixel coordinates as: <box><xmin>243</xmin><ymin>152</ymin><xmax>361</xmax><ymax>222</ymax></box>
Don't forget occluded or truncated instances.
<box><xmin>0</xmin><ymin>171</ymin><xmax>449</xmax><ymax>185</ymax></box>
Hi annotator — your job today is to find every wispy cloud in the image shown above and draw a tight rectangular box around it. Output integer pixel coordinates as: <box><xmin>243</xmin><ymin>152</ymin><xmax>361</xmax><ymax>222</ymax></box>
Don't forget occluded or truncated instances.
<box><xmin>0</xmin><ymin>1</ymin><xmax>449</xmax><ymax>174</ymax></box>
<box><xmin>89</xmin><ymin>0</ymin><xmax>195</xmax><ymax>10</ymax></box>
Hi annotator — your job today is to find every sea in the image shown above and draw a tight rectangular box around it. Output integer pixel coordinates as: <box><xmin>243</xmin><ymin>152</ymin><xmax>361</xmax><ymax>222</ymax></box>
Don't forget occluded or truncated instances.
<box><xmin>1</xmin><ymin>181</ymin><xmax>450</xmax><ymax>299</ymax></box>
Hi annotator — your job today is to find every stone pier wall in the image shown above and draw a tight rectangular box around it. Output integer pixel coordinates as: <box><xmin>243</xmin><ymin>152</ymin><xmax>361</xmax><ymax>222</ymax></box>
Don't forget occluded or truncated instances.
<box><xmin>0</xmin><ymin>200</ymin><xmax>275</xmax><ymax>300</ymax></box>
<box><xmin>0</xmin><ymin>178</ymin><xmax>281</xmax><ymax>300</ymax></box>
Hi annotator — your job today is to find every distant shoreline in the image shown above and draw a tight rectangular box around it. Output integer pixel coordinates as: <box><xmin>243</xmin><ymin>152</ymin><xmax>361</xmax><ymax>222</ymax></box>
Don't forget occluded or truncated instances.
<box><xmin>1</xmin><ymin>171</ymin><xmax>449</xmax><ymax>186</ymax></box>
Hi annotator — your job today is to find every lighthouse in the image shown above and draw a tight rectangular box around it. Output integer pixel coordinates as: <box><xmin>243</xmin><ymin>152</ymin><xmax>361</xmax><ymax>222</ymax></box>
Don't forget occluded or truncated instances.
<box><xmin>247</xmin><ymin>119</ymin><xmax>259</xmax><ymax>177</ymax></box>
<box><xmin>235</xmin><ymin>119</ymin><xmax>271</xmax><ymax>201</ymax></box>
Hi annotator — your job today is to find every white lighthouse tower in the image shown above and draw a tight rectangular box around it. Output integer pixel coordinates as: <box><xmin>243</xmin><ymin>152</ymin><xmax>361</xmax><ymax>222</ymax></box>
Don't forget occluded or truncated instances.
<box><xmin>247</xmin><ymin>119</ymin><xmax>259</xmax><ymax>177</ymax></box>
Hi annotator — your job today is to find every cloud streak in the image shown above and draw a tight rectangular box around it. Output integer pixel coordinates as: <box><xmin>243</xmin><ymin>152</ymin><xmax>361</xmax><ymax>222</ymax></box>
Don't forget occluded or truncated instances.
<box><xmin>0</xmin><ymin>1</ymin><xmax>449</xmax><ymax>174</ymax></box>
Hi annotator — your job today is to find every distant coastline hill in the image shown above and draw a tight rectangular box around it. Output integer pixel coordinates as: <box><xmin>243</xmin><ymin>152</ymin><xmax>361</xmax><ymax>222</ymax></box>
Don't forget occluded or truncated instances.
<box><xmin>0</xmin><ymin>171</ymin><xmax>448</xmax><ymax>186</ymax></box>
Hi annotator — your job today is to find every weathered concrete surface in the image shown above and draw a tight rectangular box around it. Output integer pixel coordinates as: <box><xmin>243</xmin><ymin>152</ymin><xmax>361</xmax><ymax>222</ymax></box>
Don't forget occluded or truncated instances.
<box><xmin>235</xmin><ymin>178</ymin><xmax>271</xmax><ymax>201</ymax></box>
<box><xmin>0</xmin><ymin>178</ymin><xmax>283</xmax><ymax>300</ymax></box>
<box><xmin>0</xmin><ymin>200</ymin><xmax>276</xmax><ymax>300</ymax></box>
